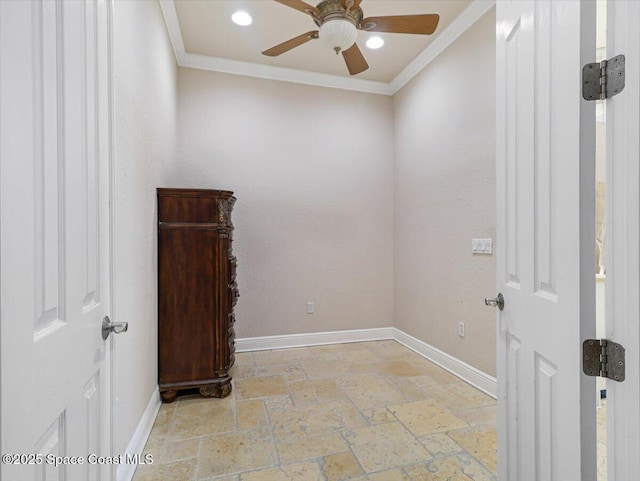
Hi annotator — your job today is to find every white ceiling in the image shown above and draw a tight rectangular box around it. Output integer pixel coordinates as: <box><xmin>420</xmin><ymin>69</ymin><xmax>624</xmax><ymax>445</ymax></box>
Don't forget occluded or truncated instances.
<box><xmin>161</xmin><ymin>0</ymin><xmax>494</xmax><ymax>94</ymax></box>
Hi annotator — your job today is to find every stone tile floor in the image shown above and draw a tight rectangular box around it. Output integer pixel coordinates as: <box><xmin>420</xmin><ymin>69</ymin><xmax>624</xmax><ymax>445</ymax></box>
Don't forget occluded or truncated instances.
<box><xmin>134</xmin><ymin>340</ymin><xmax>498</xmax><ymax>481</ymax></box>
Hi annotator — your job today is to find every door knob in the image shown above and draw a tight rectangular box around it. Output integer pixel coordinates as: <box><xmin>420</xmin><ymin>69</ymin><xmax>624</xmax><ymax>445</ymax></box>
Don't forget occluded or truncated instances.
<box><xmin>102</xmin><ymin>316</ymin><xmax>128</xmax><ymax>340</ymax></box>
<box><xmin>484</xmin><ymin>293</ymin><xmax>504</xmax><ymax>311</ymax></box>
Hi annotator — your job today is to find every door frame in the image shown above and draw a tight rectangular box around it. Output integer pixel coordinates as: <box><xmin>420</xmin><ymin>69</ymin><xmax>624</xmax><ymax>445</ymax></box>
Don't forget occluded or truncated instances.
<box><xmin>104</xmin><ymin>0</ymin><xmax>117</xmax><ymax>478</ymax></box>
<box><xmin>605</xmin><ymin>1</ymin><xmax>640</xmax><ymax>479</ymax></box>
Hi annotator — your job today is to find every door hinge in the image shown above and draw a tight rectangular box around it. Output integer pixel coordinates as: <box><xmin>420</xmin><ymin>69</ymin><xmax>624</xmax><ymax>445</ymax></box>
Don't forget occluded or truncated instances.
<box><xmin>583</xmin><ymin>339</ymin><xmax>625</xmax><ymax>382</ymax></box>
<box><xmin>582</xmin><ymin>54</ymin><xmax>625</xmax><ymax>101</ymax></box>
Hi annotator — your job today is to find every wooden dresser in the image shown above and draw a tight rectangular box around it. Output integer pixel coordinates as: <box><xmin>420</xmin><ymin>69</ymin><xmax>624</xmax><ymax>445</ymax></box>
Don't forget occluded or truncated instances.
<box><xmin>157</xmin><ymin>188</ymin><xmax>238</xmax><ymax>403</ymax></box>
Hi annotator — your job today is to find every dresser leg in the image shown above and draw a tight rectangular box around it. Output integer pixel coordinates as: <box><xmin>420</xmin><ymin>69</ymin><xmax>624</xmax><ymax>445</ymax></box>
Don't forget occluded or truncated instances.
<box><xmin>199</xmin><ymin>380</ymin><xmax>232</xmax><ymax>398</ymax></box>
<box><xmin>160</xmin><ymin>390</ymin><xmax>178</xmax><ymax>403</ymax></box>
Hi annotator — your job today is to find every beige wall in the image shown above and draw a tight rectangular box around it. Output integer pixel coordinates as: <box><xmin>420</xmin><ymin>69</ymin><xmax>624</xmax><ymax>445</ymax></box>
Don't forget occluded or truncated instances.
<box><xmin>112</xmin><ymin>0</ymin><xmax>176</xmax><ymax>456</ymax></box>
<box><xmin>393</xmin><ymin>9</ymin><xmax>497</xmax><ymax>376</ymax></box>
<box><xmin>175</xmin><ymin>69</ymin><xmax>395</xmax><ymax>338</ymax></box>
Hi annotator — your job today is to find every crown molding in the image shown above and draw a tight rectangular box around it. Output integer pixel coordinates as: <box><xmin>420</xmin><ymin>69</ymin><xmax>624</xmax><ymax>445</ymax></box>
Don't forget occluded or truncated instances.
<box><xmin>160</xmin><ymin>0</ymin><xmax>495</xmax><ymax>96</ymax></box>
<box><xmin>159</xmin><ymin>0</ymin><xmax>186</xmax><ymax>62</ymax></box>
<box><xmin>181</xmin><ymin>52</ymin><xmax>393</xmax><ymax>95</ymax></box>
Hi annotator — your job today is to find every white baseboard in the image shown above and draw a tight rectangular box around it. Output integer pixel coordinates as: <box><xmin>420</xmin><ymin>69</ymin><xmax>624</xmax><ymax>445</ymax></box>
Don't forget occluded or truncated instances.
<box><xmin>236</xmin><ymin>327</ymin><xmax>497</xmax><ymax>399</ymax></box>
<box><xmin>392</xmin><ymin>328</ymin><xmax>497</xmax><ymax>399</ymax></box>
<box><xmin>117</xmin><ymin>387</ymin><xmax>162</xmax><ymax>481</ymax></box>
<box><xmin>235</xmin><ymin>327</ymin><xmax>395</xmax><ymax>352</ymax></box>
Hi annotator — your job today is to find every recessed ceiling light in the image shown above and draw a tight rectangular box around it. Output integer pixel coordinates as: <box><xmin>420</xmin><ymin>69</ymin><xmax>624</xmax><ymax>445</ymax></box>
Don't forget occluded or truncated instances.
<box><xmin>232</xmin><ymin>11</ymin><xmax>252</xmax><ymax>26</ymax></box>
<box><xmin>366</xmin><ymin>36</ymin><xmax>384</xmax><ymax>49</ymax></box>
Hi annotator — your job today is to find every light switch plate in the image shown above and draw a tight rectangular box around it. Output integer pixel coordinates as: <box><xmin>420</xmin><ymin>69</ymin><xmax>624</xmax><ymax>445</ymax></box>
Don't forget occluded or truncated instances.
<box><xmin>472</xmin><ymin>238</ymin><xmax>493</xmax><ymax>255</ymax></box>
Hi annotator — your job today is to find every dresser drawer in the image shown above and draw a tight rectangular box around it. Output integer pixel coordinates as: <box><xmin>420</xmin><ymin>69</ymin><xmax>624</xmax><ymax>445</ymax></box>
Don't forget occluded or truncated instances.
<box><xmin>158</xmin><ymin>188</ymin><xmax>235</xmax><ymax>224</ymax></box>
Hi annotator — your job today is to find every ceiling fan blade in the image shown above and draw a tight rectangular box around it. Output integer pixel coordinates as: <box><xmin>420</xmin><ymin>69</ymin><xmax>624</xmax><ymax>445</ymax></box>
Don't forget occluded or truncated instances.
<box><xmin>342</xmin><ymin>43</ymin><xmax>369</xmax><ymax>75</ymax></box>
<box><xmin>340</xmin><ymin>0</ymin><xmax>363</xmax><ymax>10</ymax></box>
<box><xmin>361</xmin><ymin>14</ymin><xmax>440</xmax><ymax>35</ymax></box>
<box><xmin>274</xmin><ymin>0</ymin><xmax>320</xmax><ymax>17</ymax></box>
<box><xmin>262</xmin><ymin>31</ymin><xmax>318</xmax><ymax>57</ymax></box>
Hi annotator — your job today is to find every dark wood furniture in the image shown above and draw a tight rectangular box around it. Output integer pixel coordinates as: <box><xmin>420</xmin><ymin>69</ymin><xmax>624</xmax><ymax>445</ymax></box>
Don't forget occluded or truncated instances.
<box><xmin>157</xmin><ymin>188</ymin><xmax>238</xmax><ymax>403</ymax></box>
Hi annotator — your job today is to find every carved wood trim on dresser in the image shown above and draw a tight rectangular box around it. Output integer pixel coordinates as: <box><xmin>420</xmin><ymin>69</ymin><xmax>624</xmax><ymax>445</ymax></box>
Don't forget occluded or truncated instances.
<box><xmin>157</xmin><ymin>188</ymin><xmax>237</xmax><ymax>402</ymax></box>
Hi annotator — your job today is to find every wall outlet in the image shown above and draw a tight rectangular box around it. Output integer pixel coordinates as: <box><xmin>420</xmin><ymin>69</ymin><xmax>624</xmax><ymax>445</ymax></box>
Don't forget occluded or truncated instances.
<box><xmin>306</xmin><ymin>301</ymin><xmax>314</xmax><ymax>314</ymax></box>
<box><xmin>458</xmin><ymin>321</ymin><xmax>465</xmax><ymax>337</ymax></box>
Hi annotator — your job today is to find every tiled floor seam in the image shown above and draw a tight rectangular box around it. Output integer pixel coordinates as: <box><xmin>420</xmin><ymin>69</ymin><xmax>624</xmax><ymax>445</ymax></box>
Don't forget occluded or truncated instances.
<box><xmin>194</xmin><ymin>436</ymin><xmax>203</xmax><ymax>481</ymax></box>
<box><xmin>314</xmin><ymin>457</ymin><xmax>330</xmax><ymax>481</ymax></box>
<box><xmin>262</xmin><ymin>387</ymin><xmax>284</xmax><ymax>470</ymax></box>
<box><xmin>338</xmin><ymin>430</ymin><xmax>368</xmax><ymax>478</ymax></box>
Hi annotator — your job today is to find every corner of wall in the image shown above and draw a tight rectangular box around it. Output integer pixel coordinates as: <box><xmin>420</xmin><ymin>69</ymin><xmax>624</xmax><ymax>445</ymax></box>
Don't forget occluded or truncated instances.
<box><xmin>391</xmin><ymin>8</ymin><xmax>497</xmax><ymax>377</ymax></box>
<box><xmin>111</xmin><ymin>0</ymin><xmax>178</xmax><ymax>459</ymax></box>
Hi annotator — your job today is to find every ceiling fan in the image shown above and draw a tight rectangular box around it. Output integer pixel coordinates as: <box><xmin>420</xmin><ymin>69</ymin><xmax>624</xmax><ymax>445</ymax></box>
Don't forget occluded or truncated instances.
<box><xmin>262</xmin><ymin>0</ymin><xmax>440</xmax><ymax>76</ymax></box>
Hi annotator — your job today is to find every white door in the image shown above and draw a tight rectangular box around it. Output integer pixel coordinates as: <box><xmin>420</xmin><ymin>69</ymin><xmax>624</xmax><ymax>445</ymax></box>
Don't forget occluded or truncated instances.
<box><xmin>606</xmin><ymin>1</ymin><xmax>640</xmax><ymax>479</ymax></box>
<box><xmin>496</xmin><ymin>1</ymin><xmax>597</xmax><ymax>480</ymax></box>
<box><xmin>1</xmin><ymin>1</ymin><xmax>114</xmax><ymax>480</ymax></box>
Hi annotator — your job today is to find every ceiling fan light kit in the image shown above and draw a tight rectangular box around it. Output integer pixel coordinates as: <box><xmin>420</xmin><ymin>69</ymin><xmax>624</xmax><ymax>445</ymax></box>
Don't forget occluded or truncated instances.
<box><xmin>319</xmin><ymin>19</ymin><xmax>357</xmax><ymax>54</ymax></box>
<box><xmin>264</xmin><ymin>0</ymin><xmax>440</xmax><ymax>75</ymax></box>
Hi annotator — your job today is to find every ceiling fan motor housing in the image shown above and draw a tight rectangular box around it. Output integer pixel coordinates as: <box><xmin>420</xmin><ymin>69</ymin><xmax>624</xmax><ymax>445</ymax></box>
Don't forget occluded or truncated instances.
<box><xmin>313</xmin><ymin>0</ymin><xmax>363</xmax><ymax>25</ymax></box>
<box><xmin>315</xmin><ymin>0</ymin><xmax>363</xmax><ymax>53</ymax></box>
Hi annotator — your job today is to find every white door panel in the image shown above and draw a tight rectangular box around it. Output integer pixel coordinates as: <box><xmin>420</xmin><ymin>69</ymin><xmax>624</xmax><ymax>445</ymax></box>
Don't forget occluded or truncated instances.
<box><xmin>496</xmin><ymin>1</ymin><xmax>597</xmax><ymax>479</ymax></box>
<box><xmin>607</xmin><ymin>1</ymin><xmax>640</xmax><ymax>479</ymax></box>
<box><xmin>1</xmin><ymin>1</ymin><xmax>113</xmax><ymax>480</ymax></box>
